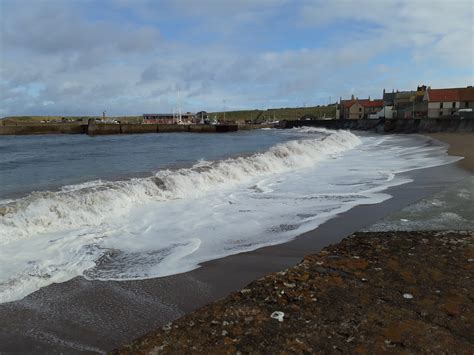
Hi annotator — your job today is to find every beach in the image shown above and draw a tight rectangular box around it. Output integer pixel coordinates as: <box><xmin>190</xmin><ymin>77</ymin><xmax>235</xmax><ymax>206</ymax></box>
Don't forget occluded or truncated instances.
<box><xmin>429</xmin><ymin>133</ymin><xmax>474</xmax><ymax>173</ymax></box>
<box><xmin>0</xmin><ymin>132</ymin><xmax>472</xmax><ymax>353</ymax></box>
<box><xmin>110</xmin><ymin>132</ymin><xmax>474</xmax><ymax>354</ymax></box>
<box><xmin>113</xmin><ymin>230</ymin><xmax>474</xmax><ymax>354</ymax></box>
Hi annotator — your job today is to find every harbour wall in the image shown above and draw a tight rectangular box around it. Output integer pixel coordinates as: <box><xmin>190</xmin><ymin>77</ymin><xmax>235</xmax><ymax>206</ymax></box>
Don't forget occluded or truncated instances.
<box><xmin>281</xmin><ymin>117</ymin><xmax>474</xmax><ymax>133</ymax></box>
<box><xmin>2</xmin><ymin>118</ymin><xmax>472</xmax><ymax>135</ymax></box>
<box><xmin>0</xmin><ymin>123</ymin><xmax>88</xmax><ymax>135</ymax></box>
<box><xmin>0</xmin><ymin>123</ymin><xmax>240</xmax><ymax>135</ymax></box>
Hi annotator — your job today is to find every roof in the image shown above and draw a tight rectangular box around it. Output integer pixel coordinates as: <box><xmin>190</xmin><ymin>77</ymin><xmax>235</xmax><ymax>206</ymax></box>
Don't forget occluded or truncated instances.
<box><xmin>340</xmin><ymin>99</ymin><xmax>357</xmax><ymax>108</ymax></box>
<box><xmin>458</xmin><ymin>87</ymin><xmax>474</xmax><ymax>101</ymax></box>
<box><xmin>427</xmin><ymin>87</ymin><xmax>474</xmax><ymax>102</ymax></box>
<box><xmin>361</xmin><ymin>100</ymin><xmax>384</xmax><ymax>108</ymax></box>
<box><xmin>341</xmin><ymin>99</ymin><xmax>383</xmax><ymax>109</ymax></box>
<box><xmin>427</xmin><ymin>88</ymin><xmax>459</xmax><ymax>102</ymax></box>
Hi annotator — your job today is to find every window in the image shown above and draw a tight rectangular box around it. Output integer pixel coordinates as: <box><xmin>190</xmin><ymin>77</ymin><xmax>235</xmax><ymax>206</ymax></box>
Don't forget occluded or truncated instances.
<box><xmin>440</xmin><ymin>102</ymin><xmax>443</xmax><ymax>108</ymax></box>
<box><xmin>466</xmin><ymin>101</ymin><xmax>469</xmax><ymax>108</ymax></box>
<box><xmin>439</xmin><ymin>111</ymin><xmax>443</xmax><ymax>116</ymax></box>
<box><xmin>359</xmin><ymin>107</ymin><xmax>362</xmax><ymax>112</ymax></box>
<box><xmin>452</xmin><ymin>102</ymin><xmax>456</xmax><ymax>108</ymax></box>
<box><xmin>359</xmin><ymin>114</ymin><xmax>362</xmax><ymax>118</ymax></box>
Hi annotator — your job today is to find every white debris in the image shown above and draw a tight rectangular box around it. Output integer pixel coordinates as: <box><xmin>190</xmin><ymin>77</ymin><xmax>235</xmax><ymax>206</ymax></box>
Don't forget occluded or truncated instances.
<box><xmin>400</xmin><ymin>219</ymin><xmax>409</xmax><ymax>222</ymax></box>
<box><xmin>403</xmin><ymin>293</ymin><xmax>414</xmax><ymax>299</ymax></box>
<box><xmin>271</xmin><ymin>311</ymin><xmax>285</xmax><ymax>322</ymax></box>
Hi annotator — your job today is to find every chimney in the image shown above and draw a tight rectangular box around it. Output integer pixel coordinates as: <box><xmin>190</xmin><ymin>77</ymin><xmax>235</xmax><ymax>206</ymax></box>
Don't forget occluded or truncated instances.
<box><xmin>368</xmin><ymin>95</ymin><xmax>371</xmax><ymax>101</ymax></box>
<box><xmin>383</xmin><ymin>88</ymin><xmax>386</xmax><ymax>95</ymax></box>
<box><xmin>351</xmin><ymin>94</ymin><xmax>355</xmax><ymax>100</ymax></box>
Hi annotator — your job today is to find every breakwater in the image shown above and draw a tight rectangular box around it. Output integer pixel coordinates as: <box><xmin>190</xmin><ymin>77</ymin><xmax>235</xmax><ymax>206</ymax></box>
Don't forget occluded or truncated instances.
<box><xmin>0</xmin><ymin>122</ymin><xmax>247</xmax><ymax>135</ymax></box>
<box><xmin>281</xmin><ymin>117</ymin><xmax>474</xmax><ymax>133</ymax></box>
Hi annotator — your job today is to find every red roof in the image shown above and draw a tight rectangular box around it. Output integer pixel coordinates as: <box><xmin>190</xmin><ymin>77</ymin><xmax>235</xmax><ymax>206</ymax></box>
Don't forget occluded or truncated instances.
<box><xmin>361</xmin><ymin>99</ymin><xmax>384</xmax><ymax>108</ymax></box>
<box><xmin>341</xmin><ymin>99</ymin><xmax>383</xmax><ymax>108</ymax></box>
<box><xmin>341</xmin><ymin>99</ymin><xmax>357</xmax><ymax>108</ymax></box>
<box><xmin>427</xmin><ymin>87</ymin><xmax>474</xmax><ymax>102</ymax></box>
<box><xmin>458</xmin><ymin>87</ymin><xmax>474</xmax><ymax>101</ymax></box>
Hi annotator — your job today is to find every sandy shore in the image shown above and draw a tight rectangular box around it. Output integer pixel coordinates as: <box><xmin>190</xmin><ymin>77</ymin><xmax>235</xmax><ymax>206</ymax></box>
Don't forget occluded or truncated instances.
<box><xmin>0</xmin><ymin>133</ymin><xmax>472</xmax><ymax>354</ymax></box>
<box><xmin>113</xmin><ymin>231</ymin><xmax>474</xmax><ymax>354</ymax></box>
<box><xmin>429</xmin><ymin>132</ymin><xmax>474</xmax><ymax>173</ymax></box>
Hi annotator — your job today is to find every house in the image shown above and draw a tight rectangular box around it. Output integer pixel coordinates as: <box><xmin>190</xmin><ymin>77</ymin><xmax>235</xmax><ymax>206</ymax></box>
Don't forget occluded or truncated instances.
<box><xmin>424</xmin><ymin>86</ymin><xmax>474</xmax><ymax>118</ymax></box>
<box><xmin>382</xmin><ymin>89</ymin><xmax>396</xmax><ymax>107</ymax></box>
<box><xmin>392</xmin><ymin>85</ymin><xmax>428</xmax><ymax>118</ymax></box>
<box><xmin>362</xmin><ymin>99</ymin><xmax>384</xmax><ymax>117</ymax></box>
<box><xmin>338</xmin><ymin>96</ymin><xmax>384</xmax><ymax>119</ymax></box>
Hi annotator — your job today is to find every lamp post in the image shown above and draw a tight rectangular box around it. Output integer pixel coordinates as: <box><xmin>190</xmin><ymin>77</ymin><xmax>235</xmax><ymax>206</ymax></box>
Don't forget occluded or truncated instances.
<box><xmin>223</xmin><ymin>99</ymin><xmax>226</xmax><ymax>123</ymax></box>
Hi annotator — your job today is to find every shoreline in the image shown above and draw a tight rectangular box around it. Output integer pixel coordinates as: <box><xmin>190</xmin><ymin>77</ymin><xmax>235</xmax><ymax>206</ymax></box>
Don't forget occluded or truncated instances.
<box><xmin>0</xmin><ymin>133</ymin><xmax>472</xmax><ymax>353</ymax></box>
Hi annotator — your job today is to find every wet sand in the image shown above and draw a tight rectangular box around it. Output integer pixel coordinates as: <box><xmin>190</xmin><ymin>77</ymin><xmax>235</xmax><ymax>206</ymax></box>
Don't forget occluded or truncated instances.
<box><xmin>0</xmin><ymin>134</ymin><xmax>472</xmax><ymax>354</ymax></box>
<box><xmin>429</xmin><ymin>132</ymin><xmax>474</xmax><ymax>173</ymax></box>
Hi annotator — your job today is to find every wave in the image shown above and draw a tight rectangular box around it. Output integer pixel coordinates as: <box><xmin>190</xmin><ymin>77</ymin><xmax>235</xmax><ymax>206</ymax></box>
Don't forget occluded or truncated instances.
<box><xmin>0</xmin><ymin>129</ymin><xmax>361</xmax><ymax>241</ymax></box>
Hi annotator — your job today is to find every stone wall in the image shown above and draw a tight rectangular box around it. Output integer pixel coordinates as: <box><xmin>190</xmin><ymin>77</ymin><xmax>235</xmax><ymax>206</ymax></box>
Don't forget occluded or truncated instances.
<box><xmin>0</xmin><ymin>123</ymin><xmax>87</xmax><ymax>135</ymax></box>
<box><xmin>281</xmin><ymin>117</ymin><xmax>474</xmax><ymax>133</ymax></box>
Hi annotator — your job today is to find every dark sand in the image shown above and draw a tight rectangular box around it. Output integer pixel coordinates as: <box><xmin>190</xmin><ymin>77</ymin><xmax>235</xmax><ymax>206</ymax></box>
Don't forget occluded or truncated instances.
<box><xmin>0</xmin><ymin>134</ymin><xmax>472</xmax><ymax>354</ymax></box>
<box><xmin>113</xmin><ymin>231</ymin><xmax>474</xmax><ymax>354</ymax></box>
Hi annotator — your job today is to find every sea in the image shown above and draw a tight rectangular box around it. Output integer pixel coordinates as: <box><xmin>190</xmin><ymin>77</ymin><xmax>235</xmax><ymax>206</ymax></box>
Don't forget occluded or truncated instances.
<box><xmin>0</xmin><ymin>128</ymin><xmax>460</xmax><ymax>304</ymax></box>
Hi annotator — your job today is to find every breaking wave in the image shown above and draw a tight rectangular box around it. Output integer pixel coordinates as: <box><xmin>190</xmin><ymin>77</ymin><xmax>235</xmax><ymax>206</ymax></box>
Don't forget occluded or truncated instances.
<box><xmin>0</xmin><ymin>129</ymin><xmax>361</xmax><ymax>241</ymax></box>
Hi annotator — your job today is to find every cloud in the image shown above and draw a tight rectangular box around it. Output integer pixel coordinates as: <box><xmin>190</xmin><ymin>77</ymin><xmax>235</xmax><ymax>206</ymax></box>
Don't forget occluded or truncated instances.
<box><xmin>0</xmin><ymin>0</ymin><xmax>472</xmax><ymax>116</ymax></box>
<box><xmin>300</xmin><ymin>0</ymin><xmax>474</xmax><ymax>67</ymax></box>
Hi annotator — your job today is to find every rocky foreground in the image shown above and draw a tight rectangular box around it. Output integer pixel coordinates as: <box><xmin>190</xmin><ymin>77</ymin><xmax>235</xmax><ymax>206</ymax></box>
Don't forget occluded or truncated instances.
<box><xmin>112</xmin><ymin>231</ymin><xmax>474</xmax><ymax>354</ymax></box>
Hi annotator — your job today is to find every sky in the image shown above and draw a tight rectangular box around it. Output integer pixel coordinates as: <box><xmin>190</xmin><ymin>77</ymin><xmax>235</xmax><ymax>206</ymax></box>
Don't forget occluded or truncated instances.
<box><xmin>0</xmin><ymin>0</ymin><xmax>473</xmax><ymax>116</ymax></box>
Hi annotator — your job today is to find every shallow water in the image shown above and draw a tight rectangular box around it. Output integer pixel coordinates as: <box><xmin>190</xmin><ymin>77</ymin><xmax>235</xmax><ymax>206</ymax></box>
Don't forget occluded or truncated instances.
<box><xmin>0</xmin><ymin>128</ymin><xmax>460</xmax><ymax>303</ymax></box>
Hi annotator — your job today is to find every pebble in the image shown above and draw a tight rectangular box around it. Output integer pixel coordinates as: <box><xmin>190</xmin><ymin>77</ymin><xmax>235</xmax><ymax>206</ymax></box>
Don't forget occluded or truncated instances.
<box><xmin>271</xmin><ymin>311</ymin><xmax>285</xmax><ymax>322</ymax></box>
<box><xmin>403</xmin><ymin>293</ymin><xmax>414</xmax><ymax>299</ymax></box>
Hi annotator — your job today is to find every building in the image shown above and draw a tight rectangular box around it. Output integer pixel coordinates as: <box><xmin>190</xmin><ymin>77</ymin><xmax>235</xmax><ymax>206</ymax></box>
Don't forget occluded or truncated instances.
<box><xmin>382</xmin><ymin>89</ymin><xmax>396</xmax><ymax>107</ymax></box>
<box><xmin>143</xmin><ymin>113</ymin><xmax>195</xmax><ymax>124</ymax></box>
<box><xmin>338</xmin><ymin>96</ymin><xmax>384</xmax><ymax>119</ymax></box>
<box><xmin>424</xmin><ymin>86</ymin><xmax>474</xmax><ymax>118</ymax></box>
<box><xmin>391</xmin><ymin>85</ymin><xmax>428</xmax><ymax>119</ymax></box>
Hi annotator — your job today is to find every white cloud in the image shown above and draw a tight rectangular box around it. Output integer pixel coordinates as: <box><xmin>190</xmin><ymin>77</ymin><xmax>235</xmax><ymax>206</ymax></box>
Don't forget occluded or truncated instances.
<box><xmin>0</xmin><ymin>0</ymin><xmax>472</xmax><ymax>116</ymax></box>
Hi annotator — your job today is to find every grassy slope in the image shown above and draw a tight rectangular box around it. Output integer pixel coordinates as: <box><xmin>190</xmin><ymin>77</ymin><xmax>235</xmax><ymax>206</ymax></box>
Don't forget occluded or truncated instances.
<box><xmin>210</xmin><ymin>105</ymin><xmax>337</xmax><ymax>123</ymax></box>
<box><xmin>2</xmin><ymin>105</ymin><xmax>336</xmax><ymax>125</ymax></box>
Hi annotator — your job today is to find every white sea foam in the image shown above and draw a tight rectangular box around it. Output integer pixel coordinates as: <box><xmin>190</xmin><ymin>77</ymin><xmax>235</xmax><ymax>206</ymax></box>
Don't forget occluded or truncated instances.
<box><xmin>0</xmin><ymin>129</ymin><xmax>360</xmax><ymax>241</ymax></box>
<box><xmin>0</xmin><ymin>129</ymin><xmax>460</xmax><ymax>303</ymax></box>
